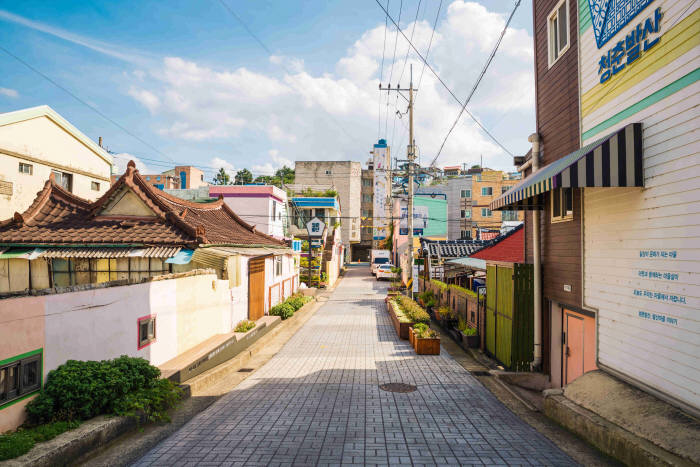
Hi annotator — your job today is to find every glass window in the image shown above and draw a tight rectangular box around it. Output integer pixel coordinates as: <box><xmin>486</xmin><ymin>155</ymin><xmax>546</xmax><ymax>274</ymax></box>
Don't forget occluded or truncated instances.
<box><xmin>548</xmin><ymin>0</ymin><xmax>569</xmax><ymax>66</ymax></box>
<box><xmin>52</xmin><ymin>170</ymin><xmax>73</xmax><ymax>192</ymax></box>
<box><xmin>551</xmin><ymin>188</ymin><xmax>574</xmax><ymax>222</ymax></box>
<box><xmin>0</xmin><ymin>352</ymin><xmax>42</xmax><ymax>405</ymax></box>
<box><xmin>502</xmin><ymin>186</ymin><xmax>511</xmax><ymax>194</ymax></box>
<box><xmin>460</xmin><ymin>189</ymin><xmax>471</xmax><ymax>198</ymax></box>
<box><xmin>274</xmin><ymin>256</ymin><xmax>283</xmax><ymax>276</ymax></box>
<box><xmin>481</xmin><ymin>208</ymin><xmax>492</xmax><ymax>217</ymax></box>
<box><xmin>91</xmin><ymin>181</ymin><xmax>100</xmax><ymax>191</ymax></box>
<box><xmin>481</xmin><ymin>187</ymin><xmax>493</xmax><ymax>196</ymax></box>
<box><xmin>18</xmin><ymin>162</ymin><xmax>33</xmax><ymax>175</ymax></box>
<box><xmin>138</xmin><ymin>316</ymin><xmax>156</xmax><ymax>349</ymax></box>
<box><xmin>146</xmin><ymin>176</ymin><xmax>151</xmax><ymax>181</ymax></box>
<box><xmin>502</xmin><ymin>210</ymin><xmax>518</xmax><ymax>221</ymax></box>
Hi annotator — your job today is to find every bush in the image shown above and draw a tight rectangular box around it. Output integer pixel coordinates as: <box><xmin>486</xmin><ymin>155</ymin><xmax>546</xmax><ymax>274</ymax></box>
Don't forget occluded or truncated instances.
<box><xmin>25</xmin><ymin>356</ymin><xmax>181</xmax><ymax>426</ymax></box>
<box><xmin>287</xmin><ymin>295</ymin><xmax>312</xmax><ymax>311</ymax></box>
<box><xmin>437</xmin><ymin>305</ymin><xmax>454</xmax><ymax>319</ymax></box>
<box><xmin>449</xmin><ymin>284</ymin><xmax>477</xmax><ymax>298</ymax></box>
<box><xmin>395</xmin><ymin>295</ymin><xmax>430</xmax><ymax>323</ymax></box>
<box><xmin>270</xmin><ymin>302</ymin><xmax>294</xmax><ymax>320</ymax></box>
<box><xmin>417</xmin><ymin>290</ymin><xmax>436</xmax><ymax>308</ymax></box>
<box><xmin>234</xmin><ymin>320</ymin><xmax>256</xmax><ymax>333</ymax></box>
<box><xmin>412</xmin><ymin>322</ymin><xmax>438</xmax><ymax>339</ymax></box>
<box><xmin>0</xmin><ymin>420</ymin><xmax>80</xmax><ymax>461</ymax></box>
<box><xmin>430</xmin><ymin>279</ymin><xmax>448</xmax><ymax>293</ymax></box>
<box><xmin>389</xmin><ymin>299</ymin><xmax>412</xmax><ymax>323</ymax></box>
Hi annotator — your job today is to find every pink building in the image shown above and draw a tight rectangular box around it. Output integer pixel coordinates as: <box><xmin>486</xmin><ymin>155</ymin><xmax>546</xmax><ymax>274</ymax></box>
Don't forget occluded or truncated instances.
<box><xmin>209</xmin><ymin>185</ymin><xmax>288</xmax><ymax>239</ymax></box>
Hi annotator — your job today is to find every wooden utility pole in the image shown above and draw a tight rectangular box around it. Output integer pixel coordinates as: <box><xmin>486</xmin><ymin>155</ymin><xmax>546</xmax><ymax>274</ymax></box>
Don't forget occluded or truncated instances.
<box><xmin>379</xmin><ymin>64</ymin><xmax>417</xmax><ymax>297</ymax></box>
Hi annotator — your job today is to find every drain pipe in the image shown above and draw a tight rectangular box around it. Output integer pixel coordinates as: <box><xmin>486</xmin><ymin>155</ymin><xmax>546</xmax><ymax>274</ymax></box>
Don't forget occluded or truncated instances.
<box><xmin>528</xmin><ymin>133</ymin><xmax>543</xmax><ymax>370</ymax></box>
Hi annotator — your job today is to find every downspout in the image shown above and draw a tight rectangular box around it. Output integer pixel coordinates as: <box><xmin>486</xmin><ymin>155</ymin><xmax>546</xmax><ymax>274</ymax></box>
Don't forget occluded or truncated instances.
<box><xmin>528</xmin><ymin>132</ymin><xmax>543</xmax><ymax>370</ymax></box>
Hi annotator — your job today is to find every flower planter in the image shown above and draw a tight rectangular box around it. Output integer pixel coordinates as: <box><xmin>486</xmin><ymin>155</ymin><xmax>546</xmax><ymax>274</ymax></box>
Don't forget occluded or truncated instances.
<box><xmin>408</xmin><ymin>326</ymin><xmax>415</xmax><ymax>347</ymax></box>
<box><xmin>385</xmin><ymin>298</ymin><xmax>413</xmax><ymax>340</ymax></box>
<box><xmin>414</xmin><ymin>336</ymin><xmax>440</xmax><ymax>355</ymax></box>
<box><xmin>460</xmin><ymin>332</ymin><xmax>480</xmax><ymax>349</ymax></box>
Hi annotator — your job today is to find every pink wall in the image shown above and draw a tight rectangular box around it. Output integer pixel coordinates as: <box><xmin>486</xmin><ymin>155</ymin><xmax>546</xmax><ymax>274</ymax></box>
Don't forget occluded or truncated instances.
<box><xmin>0</xmin><ymin>295</ymin><xmax>45</xmax><ymax>432</ymax></box>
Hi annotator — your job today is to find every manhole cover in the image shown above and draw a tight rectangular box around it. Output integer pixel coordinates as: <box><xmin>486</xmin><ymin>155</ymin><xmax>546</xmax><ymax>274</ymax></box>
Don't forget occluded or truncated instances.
<box><xmin>238</xmin><ymin>368</ymin><xmax>254</xmax><ymax>372</ymax></box>
<box><xmin>471</xmin><ymin>370</ymin><xmax>491</xmax><ymax>376</ymax></box>
<box><xmin>379</xmin><ymin>383</ymin><xmax>417</xmax><ymax>393</ymax></box>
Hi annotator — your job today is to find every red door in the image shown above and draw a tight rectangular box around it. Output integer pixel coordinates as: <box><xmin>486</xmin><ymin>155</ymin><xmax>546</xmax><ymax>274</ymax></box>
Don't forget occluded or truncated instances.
<box><xmin>564</xmin><ymin>313</ymin><xmax>584</xmax><ymax>384</ymax></box>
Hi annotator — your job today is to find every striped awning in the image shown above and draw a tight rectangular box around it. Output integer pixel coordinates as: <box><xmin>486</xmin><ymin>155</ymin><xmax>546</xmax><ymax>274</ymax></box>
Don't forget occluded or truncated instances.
<box><xmin>39</xmin><ymin>246</ymin><xmax>181</xmax><ymax>258</ymax></box>
<box><xmin>491</xmin><ymin>123</ymin><xmax>643</xmax><ymax>211</ymax></box>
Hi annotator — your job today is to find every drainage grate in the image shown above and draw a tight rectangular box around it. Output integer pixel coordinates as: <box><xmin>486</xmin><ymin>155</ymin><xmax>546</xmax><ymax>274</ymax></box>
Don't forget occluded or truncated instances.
<box><xmin>379</xmin><ymin>383</ymin><xmax>417</xmax><ymax>393</ymax></box>
<box><xmin>471</xmin><ymin>370</ymin><xmax>491</xmax><ymax>376</ymax></box>
<box><xmin>238</xmin><ymin>368</ymin><xmax>254</xmax><ymax>372</ymax></box>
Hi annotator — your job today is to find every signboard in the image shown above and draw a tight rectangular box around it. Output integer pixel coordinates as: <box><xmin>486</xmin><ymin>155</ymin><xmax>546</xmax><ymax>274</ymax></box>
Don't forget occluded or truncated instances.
<box><xmin>373</xmin><ymin>140</ymin><xmax>390</xmax><ymax>241</ymax></box>
<box><xmin>292</xmin><ymin>239</ymin><xmax>302</xmax><ymax>252</ymax></box>
<box><xmin>399</xmin><ymin>205</ymin><xmax>428</xmax><ymax>236</ymax></box>
<box><xmin>412</xmin><ymin>265</ymin><xmax>419</xmax><ymax>293</ymax></box>
<box><xmin>588</xmin><ymin>0</ymin><xmax>655</xmax><ymax>48</ymax></box>
<box><xmin>306</xmin><ymin>217</ymin><xmax>325</xmax><ymax>237</ymax></box>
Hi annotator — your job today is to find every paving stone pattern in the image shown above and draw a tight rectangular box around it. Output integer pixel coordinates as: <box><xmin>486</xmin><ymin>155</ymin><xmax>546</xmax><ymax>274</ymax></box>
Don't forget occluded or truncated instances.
<box><xmin>135</xmin><ymin>269</ymin><xmax>574</xmax><ymax>466</ymax></box>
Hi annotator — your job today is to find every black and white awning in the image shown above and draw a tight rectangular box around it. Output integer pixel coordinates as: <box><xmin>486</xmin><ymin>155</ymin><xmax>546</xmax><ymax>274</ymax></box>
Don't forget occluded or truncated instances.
<box><xmin>491</xmin><ymin>123</ymin><xmax>643</xmax><ymax>210</ymax></box>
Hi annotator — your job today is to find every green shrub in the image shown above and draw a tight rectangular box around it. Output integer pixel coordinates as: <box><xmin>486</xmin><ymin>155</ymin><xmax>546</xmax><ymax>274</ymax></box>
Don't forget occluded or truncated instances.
<box><xmin>417</xmin><ymin>290</ymin><xmax>436</xmax><ymax>307</ymax></box>
<box><xmin>389</xmin><ymin>300</ymin><xmax>412</xmax><ymax>323</ymax></box>
<box><xmin>287</xmin><ymin>295</ymin><xmax>312</xmax><ymax>311</ymax></box>
<box><xmin>234</xmin><ymin>320</ymin><xmax>256</xmax><ymax>333</ymax></box>
<box><xmin>25</xmin><ymin>356</ymin><xmax>181</xmax><ymax>426</ymax></box>
<box><xmin>437</xmin><ymin>305</ymin><xmax>454</xmax><ymax>319</ymax></box>
<box><xmin>457</xmin><ymin>318</ymin><xmax>477</xmax><ymax>336</ymax></box>
<box><xmin>395</xmin><ymin>295</ymin><xmax>430</xmax><ymax>323</ymax></box>
<box><xmin>270</xmin><ymin>302</ymin><xmax>294</xmax><ymax>320</ymax></box>
<box><xmin>430</xmin><ymin>279</ymin><xmax>448</xmax><ymax>293</ymax></box>
<box><xmin>449</xmin><ymin>284</ymin><xmax>477</xmax><ymax>298</ymax></box>
<box><xmin>462</xmin><ymin>327</ymin><xmax>477</xmax><ymax>336</ymax></box>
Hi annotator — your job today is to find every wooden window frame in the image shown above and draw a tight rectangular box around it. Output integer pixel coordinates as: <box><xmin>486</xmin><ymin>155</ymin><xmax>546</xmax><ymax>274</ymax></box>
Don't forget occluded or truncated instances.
<box><xmin>137</xmin><ymin>315</ymin><xmax>157</xmax><ymax>350</ymax></box>
<box><xmin>0</xmin><ymin>350</ymin><xmax>42</xmax><ymax>408</ymax></box>
<box><xmin>547</xmin><ymin>0</ymin><xmax>570</xmax><ymax>68</ymax></box>
<box><xmin>551</xmin><ymin>187</ymin><xmax>574</xmax><ymax>223</ymax></box>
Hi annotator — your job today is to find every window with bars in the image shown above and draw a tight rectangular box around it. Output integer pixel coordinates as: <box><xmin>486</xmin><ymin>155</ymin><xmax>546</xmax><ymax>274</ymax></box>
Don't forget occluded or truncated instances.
<box><xmin>0</xmin><ymin>352</ymin><xmax>41</xmax><ymax>406</ymax></box>
<box><xmin>50</xmin><ymin>257</ymin><xmax>169</xmax><ymax>288</ymax></box>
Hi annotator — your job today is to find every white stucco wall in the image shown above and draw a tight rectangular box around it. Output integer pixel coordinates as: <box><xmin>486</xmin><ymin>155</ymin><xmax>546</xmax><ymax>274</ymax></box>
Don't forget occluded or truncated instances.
<box><xmin>0</xmin><ymin>112</ymin><xmax>112</xmax><ymax>220</ymax></box>
<box><xmin>42</xmin><ymin>273</ymin><xmax>230</xmax><ymax>376</ymax></box>
<box><xmin>222</xmin><ymin>197</ymin><xmax>286</xmax><ymax>238</ymax></box>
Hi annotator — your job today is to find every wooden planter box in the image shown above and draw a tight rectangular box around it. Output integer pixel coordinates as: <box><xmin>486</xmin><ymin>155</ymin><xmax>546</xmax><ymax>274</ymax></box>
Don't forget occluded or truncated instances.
<box><xmin>409</xmin><ymin>326</ymin><xmax>415</xmax><ymax>347</ymax></box>
<box><xmin>460</xmin><ymin>332</ymin><xmax>480</xmax><ymax>348</ymax></box>
<box><xmin>414</xmin><ymin>336</ymin><xmax>440</xmax><ymax>355</ymax></box>
<box><xmin>386</xmin><ymin>298</ymin><xmax>413</xmax><ymax>340</ymax></box>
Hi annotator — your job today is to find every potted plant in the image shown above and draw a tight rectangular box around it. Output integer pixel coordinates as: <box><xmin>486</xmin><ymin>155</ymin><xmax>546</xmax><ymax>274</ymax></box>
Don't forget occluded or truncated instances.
<box><xmin>457</xmin><ymin>318</ymin><xmax>480</xmax><ymax>348</ymax></box>
<box><xmin>417</xmin><ymin>290</ymin><xmax>437</xmax><ymax>316</ymax></box>
<box><xmin>319</xmin><ymin>271</ymin><xmax>328</xmax><ymax>288</ymax></box>
<box><xmin>412</xmin><ymin>323</ymin><xmax>440</xmax><ymax>355</ymax></box>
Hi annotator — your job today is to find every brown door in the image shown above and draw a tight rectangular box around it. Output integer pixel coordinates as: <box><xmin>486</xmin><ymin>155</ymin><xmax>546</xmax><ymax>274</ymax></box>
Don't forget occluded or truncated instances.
<box><xmin>248</xmin><ymin>257</ymin><xmax>266</xmax><ymax>320</ymax></box>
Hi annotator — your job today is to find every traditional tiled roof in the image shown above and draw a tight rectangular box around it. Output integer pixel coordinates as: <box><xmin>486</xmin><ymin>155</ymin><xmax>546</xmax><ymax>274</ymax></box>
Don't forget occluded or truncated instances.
<box><xmin>421</xmin><ymin>239</ymin><xmax>489</xmax><ymax>258</ymax></box>
<box><xmin>469</xmin><ymin>224</ymin><xmax>524</xmax><ymax>263</ymax></box>
<box><xmin>0</xmin><ymin>161</ymin><xmax>286</xmax><ymax>248</ymax></box>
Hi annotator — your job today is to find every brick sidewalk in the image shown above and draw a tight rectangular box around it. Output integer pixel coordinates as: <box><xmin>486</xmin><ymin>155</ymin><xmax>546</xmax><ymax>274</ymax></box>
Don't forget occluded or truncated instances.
<box><xmin>134</xmin><ymin>269</ymin><xmax>573</xmax><ymax>466</ymax></box>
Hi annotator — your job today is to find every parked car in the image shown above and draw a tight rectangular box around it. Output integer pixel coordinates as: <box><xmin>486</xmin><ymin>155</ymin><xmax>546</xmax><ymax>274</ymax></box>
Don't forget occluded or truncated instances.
<box><xmin>376</xmin><ymin>264</ymin><xmax>396</xmax><ymax>281</ymax></box>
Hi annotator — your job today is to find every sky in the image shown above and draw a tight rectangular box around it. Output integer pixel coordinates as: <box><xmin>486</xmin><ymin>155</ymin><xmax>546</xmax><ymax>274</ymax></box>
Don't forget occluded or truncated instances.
<box><xmin>0</xmin><ymin>0</ymin><xmax>536</xmax><ymax>181</ymax></box>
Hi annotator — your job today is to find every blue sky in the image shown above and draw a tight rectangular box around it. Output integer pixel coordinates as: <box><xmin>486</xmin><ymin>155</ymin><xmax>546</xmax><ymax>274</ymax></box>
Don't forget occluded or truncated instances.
<box><xmin>0</xmin><ymin>0</ymin><xmax>535</xmax><ymax>180</ymax></box>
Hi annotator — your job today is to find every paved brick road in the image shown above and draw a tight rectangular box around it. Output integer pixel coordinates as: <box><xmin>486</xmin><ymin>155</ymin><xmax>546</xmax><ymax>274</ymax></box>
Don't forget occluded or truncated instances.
<box><xmin>134</xmin><ymin>268</ymin><xmax>573</xmax><ymax>466</ymax></box>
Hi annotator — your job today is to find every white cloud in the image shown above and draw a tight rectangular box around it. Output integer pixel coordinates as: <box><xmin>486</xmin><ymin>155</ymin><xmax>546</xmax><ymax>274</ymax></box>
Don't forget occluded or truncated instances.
<box><xmin>111</xmin><ymin>153</ymin><xmax>150</xmax><ymax>174</ymax></box>
<box><xmin>209</xmin><ymin>157</ymin><xmax>236</xmax><ymax>179</ymax></box>
<box><xmin>126</xmin><ymin>1</ymin><xmax>534</xmax><ymax>170</ymax></box>
<box><xmin>0</xmin><ymin>87</ymin><xmax>19</xmax><ymax>98</ymax></box>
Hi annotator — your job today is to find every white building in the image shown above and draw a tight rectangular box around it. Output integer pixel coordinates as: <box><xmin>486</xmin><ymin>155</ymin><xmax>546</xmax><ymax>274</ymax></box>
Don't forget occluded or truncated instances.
<box><xmin>208</xmin><ymin>185</ymin><xmax>288</xmax><ymax>239</ymax></box>
<box><xmin>0</xmin><ymin>106</ymin><xmax>112</xmax><ymax>220</ymax></box>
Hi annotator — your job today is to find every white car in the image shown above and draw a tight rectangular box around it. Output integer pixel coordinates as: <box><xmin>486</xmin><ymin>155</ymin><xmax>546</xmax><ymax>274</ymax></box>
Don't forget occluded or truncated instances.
<box><xmin>376</xmin><ymin>264</ymin><xmax>396</xmax><ymax>281</ymax></box>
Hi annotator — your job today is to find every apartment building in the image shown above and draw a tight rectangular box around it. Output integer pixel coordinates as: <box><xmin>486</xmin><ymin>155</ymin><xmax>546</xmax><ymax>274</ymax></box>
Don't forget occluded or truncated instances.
<box><xmin>471</xmin><ymin>169</ymin><xmax>523</xmax><ymax>239</ymax></box>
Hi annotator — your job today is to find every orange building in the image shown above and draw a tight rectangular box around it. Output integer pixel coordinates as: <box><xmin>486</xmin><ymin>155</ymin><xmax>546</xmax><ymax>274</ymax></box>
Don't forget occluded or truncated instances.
<box><xmin>470</xmin><ymin>169</ymin><xmax>523</xmax><ymax>239</ymax></box>
<box><xmin>111</xmin><ymin>165</ymin><xmax>208</xmax><ymax>190</ymax></box>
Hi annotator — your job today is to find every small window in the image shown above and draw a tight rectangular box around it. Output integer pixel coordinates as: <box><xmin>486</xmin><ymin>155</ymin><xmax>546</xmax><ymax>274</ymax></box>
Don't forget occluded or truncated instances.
<box><xmin>274</xmin><ymin>256</ymin><xmax>283</xmax><ymax>276</ymax></box>
<box><xmin>363</xmin><ymin>194</ymin><xmax>372</xmax><ymax>203</ymax></box>
<box><xmin>0</xmin><ymin>352</ymin><xmax>42</xmax><ymax>406</ymax></box>
<box><xmin>464</xmin><ymin>209</ymin><xmax>471</xmax><ymax>219</ymax></box>
<box><xmin>502</xmin><ymin>210</ymin><xmax>519</xmax><ymax>221</ymax></box>
<box><xmin>460</xmin><ymin>189</ymin><xmax>471</xmax><ymax>198</ymax></box>
<box><xmin>325</xmin><ymin>170</ymin><xmax>332</xmax><ymax>175</ymax></box>
<box><xmin>548</xmin><ymin>0</ymin><xmax>569</xmax><ymax>67</ymax></box>
<box><xmin>146</xmin><ymin>176</ymin><xmax>151</xmax><ymax>181</ymax></box>
<box><xmin>138</xmin><ymin>316</ymin><xmax>156</xmax><ymax>349</ymax></box>
<box><xmin>362</xmin><ymin>179</ymin><xmax>372</xmax><ymax>187</ymax></box>
<box><xmin>552</xmin><ymin>187</ymin><xmax>573</xmax><ymax>222</ymax></box>
<box><xmin>52</xmin><ymin>170</ymin><xmax>73</xmax><ymax>192</ymax></box>
<box><xmin>18</xmin><ymin>162</ymin><xmax>33</xmax><ymax>175</ymax></box>
<box><xmin>91</xmin><ymin>181</ymin><xmax>100</xmax><ymax>191</ymax></box>
<box><xmin>481</xmin><ymin>187</ymin><xmax>493</xmax><ymax>196</ymax></box>
<box><xmin>200</xmin><ymin>174</ymin><xmax>204</xmax><ymax>181</ymax></box>
<box><xmin>272</xmin><ymin>202</ymin><xmax>277</xmax><ymax>220</ymax></box>
<box><xmin>460</xmin><ymin>230</ymin><xmax>472</xmax><ymax>240</ymax></box>
<box><xmin>502</xmin><ymin>186</ymin><xmax>510</xmax><ymax>194</ymax></box>
<box><xmin>157</xmin><ymin>176</ymin><xmax>161</xmax><ymax>181</ymax></box>
<box><xmin>481</xmin><ymin>208</ymin><xmax>492</xmax><ymax>217</ymax></box>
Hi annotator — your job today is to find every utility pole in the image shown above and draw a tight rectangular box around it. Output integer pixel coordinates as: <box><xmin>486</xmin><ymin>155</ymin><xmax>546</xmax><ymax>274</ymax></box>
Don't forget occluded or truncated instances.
<box><xmin>379</xmin><ymin>64</ymin><xmax>417</xmax><ymax>297</ymax></box>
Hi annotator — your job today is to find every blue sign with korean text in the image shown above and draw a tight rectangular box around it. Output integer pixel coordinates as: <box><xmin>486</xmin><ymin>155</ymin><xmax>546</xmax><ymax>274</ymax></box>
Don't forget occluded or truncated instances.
<box><xmin>588</xmin><ymin>0</ymin><xmax>655</xmax><ymax>49</ymax></box>
<box><xmin>597</xmin><ymin>7</ymin><xmax>662</xmax><ymax>83</ymax></box>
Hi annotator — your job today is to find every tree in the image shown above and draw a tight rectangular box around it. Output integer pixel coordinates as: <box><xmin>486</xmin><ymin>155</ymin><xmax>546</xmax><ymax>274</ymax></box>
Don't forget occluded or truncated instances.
<box><xmin>234</xmin><ymin>168</ymin><xmax>253</xmax><ymax>185</ymax></box>
<box><xmin>213</xmin><ymin>168</ymin><xmax>231</xmax><ymax>185</ymax></box>
<box><xmin>275</xmin><ymin>166</ymin><xmax>295</xmax><ymax>185</ymax></box>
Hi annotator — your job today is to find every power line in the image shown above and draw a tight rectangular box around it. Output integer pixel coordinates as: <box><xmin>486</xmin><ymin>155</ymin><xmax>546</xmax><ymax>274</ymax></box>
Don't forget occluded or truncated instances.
<box><xmin>430</xmin><ymin>0</ymin><xmax>521</xmax><ymax>167</ymax></box>
<box><xmin>384</xmin><ymin>0</ymin><xmax>403</xmax><ymax>136</ymax></box>
<box><xmin>373</xmin><ymin>0</ymin><xmax>514</xmax><ymax>158</ymax></box>
<box><xmin>0</xmin><ymin>45</ymin><xmax>177</xmax><ymax>164</ymax></box>
<box><xmin>378</xmin><ymin>0</ymin><xmax>390</xmax><ymax>139</ymax></box>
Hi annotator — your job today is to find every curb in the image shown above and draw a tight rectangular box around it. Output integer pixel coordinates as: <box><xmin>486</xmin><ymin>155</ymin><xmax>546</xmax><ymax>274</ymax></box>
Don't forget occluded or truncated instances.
<box><xmin>543</xmin><ymin>394</ymin><xmax>695</xmax><ymax>467</ymax></box>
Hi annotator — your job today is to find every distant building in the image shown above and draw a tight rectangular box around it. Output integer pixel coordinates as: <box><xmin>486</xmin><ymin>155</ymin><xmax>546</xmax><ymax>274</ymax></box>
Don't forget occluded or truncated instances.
<box><xmin>0</xmin><ymin>105</ymin><xmax>112</xmax><ymax>220</ymax></box>
<box><xmin>358</xmin><ymin>160</ymin><xmax>375</xmax><ymax>261</ymax></box>
<box><xmin>293</xmin><ymin>161</ymin><xmax>361</xmax><ymax>259</ymax></box>
<box><xmin>112</xmin><ymin>165</ymin><xmax>209</xmax><ymax>191</ymax></box>
<box><xmin>443</xmin><ymin>165</ymin><xmax>462</xmax><ymax>176</ymax></box>
<box><xmin>471</xmin><ymin>169</ymin><xmax>523</xmax><ymax>239</ymax></box>
<box><xmin>208</xmin><ymin>185</ymin><xmax>288</xmax><ymax>239</ymax></box>
<box><xmin>416</xmin><ymin>177</ymin><xmax>473</xmax><ymax>241</ymax></box>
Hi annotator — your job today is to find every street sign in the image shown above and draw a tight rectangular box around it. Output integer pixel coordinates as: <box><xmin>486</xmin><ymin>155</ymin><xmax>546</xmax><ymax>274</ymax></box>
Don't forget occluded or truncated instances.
<box><xmin>306</xmin><ymin>217</ymin><xmax>326</xmax><ymax>238</ymax></box>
